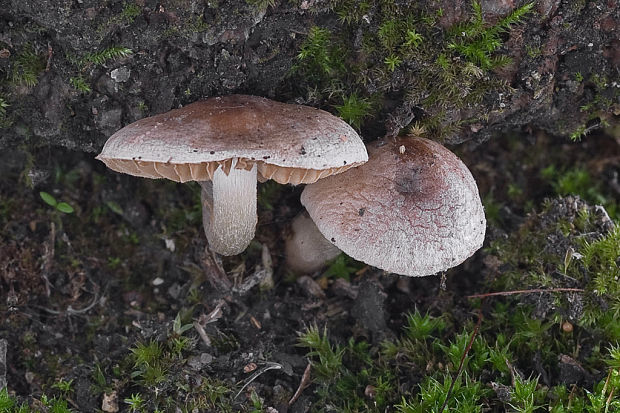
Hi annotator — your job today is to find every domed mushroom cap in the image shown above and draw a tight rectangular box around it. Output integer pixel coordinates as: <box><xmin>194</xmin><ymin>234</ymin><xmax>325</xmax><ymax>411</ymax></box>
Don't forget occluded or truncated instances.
<box><xmin>96</xmin><ymin>95</ymin><xmax>367</xmax><ymax>184</ymax></box>
<box><xmin>301</xmin><ymin>137</ymin><xmax>486</xmax><ymax>277</ymax></box>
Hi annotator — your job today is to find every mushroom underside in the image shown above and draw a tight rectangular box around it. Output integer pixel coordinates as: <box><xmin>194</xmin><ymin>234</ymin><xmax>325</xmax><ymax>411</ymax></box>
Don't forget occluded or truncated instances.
<box><xmin>100</xmin><ymin>157</ymin><xmax>361</xmax><ymax>185</ymax></box>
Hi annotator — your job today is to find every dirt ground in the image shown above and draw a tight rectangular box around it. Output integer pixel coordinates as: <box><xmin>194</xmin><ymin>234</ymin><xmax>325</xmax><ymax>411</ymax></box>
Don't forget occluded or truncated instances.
<box><xmin>0</xmin><ymin>128</ymin><xmax>619</xmax><ymax>411</ymax></box>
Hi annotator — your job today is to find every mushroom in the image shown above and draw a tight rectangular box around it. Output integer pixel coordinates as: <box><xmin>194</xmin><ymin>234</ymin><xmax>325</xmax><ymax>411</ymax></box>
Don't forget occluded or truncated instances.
<box><xmin>284</xmin><ymin>211</ymin><xmax>341</xmax><ymax>273</ymax></box>
<box><xmin>300</xmin><ymin>137</ymin><xmax>486</xmax><ymax>277</ymax></box>
<box><xmin>96</xmin><ymin>95</ymin><xmax>368</xmax><ymax>255</ymax></box>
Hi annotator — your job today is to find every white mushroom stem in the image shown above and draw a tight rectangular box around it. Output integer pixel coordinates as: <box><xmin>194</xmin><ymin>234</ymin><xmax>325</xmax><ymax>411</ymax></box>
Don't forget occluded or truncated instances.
<box><xmin>200</xmin><ymin>159</ymin><xmax>258</xmax><ymax>256</ymax></box>
<box><xmin>284</xmin><ymin>212</ymin><xmax>342</xmax><ymax>273</ymax></box>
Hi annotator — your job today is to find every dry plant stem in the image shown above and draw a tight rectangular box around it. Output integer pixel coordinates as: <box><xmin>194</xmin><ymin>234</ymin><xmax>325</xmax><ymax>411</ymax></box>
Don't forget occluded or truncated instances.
<box><xmin>193</xmin><ymin>321</ymin><xmax>211</xmax><ymax>347</ymax></box>
<box><xmin>45</xmin><ymin>42</ymin><xmax>52</xmax><ymax>71</ymax></box>
<box><xmin>234</xmin><ymin>362</ymin><xmax>283</xmax><ymax>400</ymax></box>
<box><xmin>201</xmin><ymin>248</ymin><xmax>232</xmax><ymax>291</ymax></box>
<box><xmin>200</xmin><ymin>159</ymin><xmax>257</xmax><ymax>256</ymax></box>
<box><xmin>37</xmin><ymin>278</ymin><xmax>100</xmax><ymax>315</ymax></box>
<box><xmin>438</xmin><ymin>310</ymin><xmax>483</xmax><ymax>413</ymax></box>
<box><xmin>602</xmin><ymin>367</ymin><xmax>619</xmax><ymax>413</ymax></box>
<box><xmin>606</xmin><ymin>384</ymin><xmax>616</xmax><ymax>413</ymax></box>
<box><xmin>466</xmin><ymin>287</ymin><xmax>585</xmax><ymax>299</ymax></box>
<box><xmin>0</xmin><ymin>339</ymin><xmax>7</xmax><ymax>390</ymax></box>
<box><xmin>202</xmin><ymin>300</ymin><xmax>225</xmax><ymax>323</ymax></box>
<box><xmin>41</xmin><ymin>221</ymin><xmax>55</xmax><ymax>297</ymax></box>
<box><xmin>289</xmin><ymin>362</ymin><xmax>312</xmax><ymax>406</ymax></box>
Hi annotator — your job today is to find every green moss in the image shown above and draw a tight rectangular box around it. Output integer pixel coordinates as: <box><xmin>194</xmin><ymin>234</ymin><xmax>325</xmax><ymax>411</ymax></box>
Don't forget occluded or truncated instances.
<box><xmin>384</xmin><ymin>54</ymin><xmax>402</xmax><ymax>72</ymax></box>
<box><xmin>69</xmin><ymin>75</ymin><xmax>91</xmax><ymax>93</ymax></box>
<box><xmin>447</xmin><ymin>1</ymin><xmax>534</xmax><ymax>70</ymax></box>
<box><xmin>80</xmin><ymin>46</ymin><xmax>133</xmax><ymax>67</ymax></box>
<box><xmin>578</xmin><ymin>225</ymin><xmax>620</xmax><ymax>324</ymax></box>
<box><xmin>120</xmin><ymin>1</ymin><xmax>142</xmax><ymax>21</ymax></box>
<box><xmin>96</xmin><ymin>2</ymin><xmax>142</xmax><ymax>36</ymax></box>
<box><xmin>396</xmin><ymin>373</ymin><xmax>488</xmax><ymax>413</ymax></box>
<box><xmin>334</xmin><ymin>0</ymin><xmax>371</xmax><ymax>24</ymax></box>
<box><xmin>0</xmin><ymin>94</ymin><xmax>10</xmax><ymax>128</ymax></box>
<box><xmin>323</xmin><ymin>254</ymin><xmax>365</xmax><ymax>281</ymax></box>
<box><xmin>292</xmin><ymin>0</ymin><xmax>533</xmax><ymax>139</ymax></box>
<box><xmin>335</xmin><ymin>93</ymin><xmax>373</xmax><ymax>130</ymax></box>
<box><xmin>185</xmin><ymin>14</ymin><xmax>210</xmax><ymax>34</ymax></box>
<box><xmin>294</xmin><ymin>26</ymin><xmax>345</xmax><ymax>86</ymax></box>
<box><xmin>0</xmin><ymin>96</ymin><xmax>8</xmax><ymax>117</ymax></box>
<box><xmin>246</xmin><ymin>0</ymin><xmax>275</xmax><ymax>12</ymax></box>
<box><xmin>298</xmin><ymin>301</ymin><xmax>620</xmax><ymax>412</ymax></box>
<box><xmin>11</xmin><ymin>46</ymin><xmax>45</xmax><ymax>87</ymax></box>
<box><xmin>541</xmin><ymin>166</ymin><xmax>617</xmax><ymax>220</ymax></box>
<box><xmin>489</xmin><ymin>196</ymin><xmax>620</xmax><ymax>341</ymax></box>
<box><xmin>570</xmin><ymin>73</ymin><xmax>618</xmax><ymax>142</ymax></box>
<box><xmin>483</xmin><ymin>193</ymin><xmax>503</xmax><ymax>226</ymax></box>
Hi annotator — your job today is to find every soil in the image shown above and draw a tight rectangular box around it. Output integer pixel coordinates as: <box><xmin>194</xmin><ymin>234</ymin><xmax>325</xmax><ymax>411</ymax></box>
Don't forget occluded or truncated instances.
<box><xmin>1</xmin><ymin>127</ymin><xmax>618</xmax><ymax>411</ymax></box>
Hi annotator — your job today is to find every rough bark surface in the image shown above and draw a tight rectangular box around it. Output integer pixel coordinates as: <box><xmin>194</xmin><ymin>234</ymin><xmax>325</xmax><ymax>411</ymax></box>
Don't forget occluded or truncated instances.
<box><xmin>0</xmin><ymin>0</ymin><xmax>617</xmax><ymax>151</ymax></box>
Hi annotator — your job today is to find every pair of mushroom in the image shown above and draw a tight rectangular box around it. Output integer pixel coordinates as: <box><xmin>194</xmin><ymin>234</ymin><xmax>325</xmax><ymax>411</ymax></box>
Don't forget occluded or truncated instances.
<box><xmin>97</xmin><ymin>95</ymin><xmax>485</xmax><ymax>277</ymax></box>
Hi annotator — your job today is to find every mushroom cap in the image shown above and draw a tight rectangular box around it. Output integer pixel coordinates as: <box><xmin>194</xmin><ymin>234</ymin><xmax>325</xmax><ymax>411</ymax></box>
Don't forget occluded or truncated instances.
<box><xmin>96</xmin><ymin>95</ymin><xmax>368</xmax><ymax>184</ymax></box>
<box><xmin>300</xmin><ymin>137</ymin><xmax>486</xmax><ymax>277</ymax></box>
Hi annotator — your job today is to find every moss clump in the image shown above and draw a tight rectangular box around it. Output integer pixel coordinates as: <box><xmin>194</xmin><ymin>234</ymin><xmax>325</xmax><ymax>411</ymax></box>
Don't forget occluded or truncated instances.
<box><xmin>291</xmin><ymin>0</ymin><xmax>534</xmax><ymax>138</ymax></box>
<box><xmin>489</xmin><ymin>196</ymin><xmax>619</xmax><ymax>335</ymax></box>
<box><xmin>65</xmin><ymin>46</ymin><xmax>132</xmax><ymax>93</ymax></box>
<box><xmin>10</xmin><ymin>46</ymin><xmax>45</xmax><ymax>88</ymax></box>
<box><xmin>298</xmin><ymin>306</ymin><xmax>620</xmax><ymax>412</ymax></box>
<box><xmin>446</xmin><ymin>1</ymin><xmax>535</xmax><ymax>70</ymax></box>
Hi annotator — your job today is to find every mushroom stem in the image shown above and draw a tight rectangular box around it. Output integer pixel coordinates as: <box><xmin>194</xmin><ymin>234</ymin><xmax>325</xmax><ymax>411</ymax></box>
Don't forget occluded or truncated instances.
<box><xmin>285</xmin><ymin>212</ymin><xmax>342</xmax><ymax>273</ymax></box>
<box><xmin>200</xmin><ymin>159</ymin><xmax>258</xmax><ymax>256</ymax></box>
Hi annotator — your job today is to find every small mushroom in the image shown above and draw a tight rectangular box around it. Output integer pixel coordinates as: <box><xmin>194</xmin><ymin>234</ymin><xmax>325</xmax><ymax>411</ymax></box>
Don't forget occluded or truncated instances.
<box><xmin>284</xmin><ymin>211</ymin><xmax>341</xmax><ymax>273</ymax></box>
<box><xmin>97</xmin><ymin>95</ymin><xmax>367</xmax><ymax>255</ymax></box>
<box><xmin>300</xmin><ymin>137</ymin><xmax>486</xmax><ymax>277</ymax></box>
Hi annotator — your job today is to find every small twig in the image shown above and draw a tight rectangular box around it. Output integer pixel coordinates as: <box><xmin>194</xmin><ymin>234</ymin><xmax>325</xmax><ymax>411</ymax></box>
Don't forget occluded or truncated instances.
<box><xmin>65</xmin><ymin>396</ymin><xmax>79</xmax><ymax>410</ymax></box>
<box><xmin>193</xmin><ymin>300</ymin><xmax>225</xmax><ymax>348</ymax></box>
<box><xmin>41</xmin><ymin>221</ymin><xmax>56</xmax><ymax>297</ymax></box>
<box><xmin>605</xmin><ymin>372</ymin><xmax>617</xmax><ymax>413</ymax></box>
<box><xmin>602</xmin><ymin>369</ymin><xmax>615</xmax><ymax>413</ymax></box>
<box><xmin>202</xmin><ymin>300</ymin><xmax>225</xmax><ymax>324</ymax></box>
<box><xmin>45</xmin><ymin>42</ymin><xmax>53</xmax><ymax>71</ymax></box>
<box><xmin>37</xmin><ymin>279</ymin><xmax>100</xmax><ymax>316</ymax></box>
<box><xmin>288</xmin><ymin>362</ymin><xmax>312</xmax><ymax>406</ymax></box>
<box><xmin>467</xmin><ymin>288</ymin><xmax>584</xmax><ymax>299</ymax></box>
<box><xmin>438</xmin><ymin>310</ymin><xmax>483</xmax><ymax>413</ymax></box>
<box><xmin>193</xmin><ymin>321</ymin><xmax>211</xmax><ymax>347</ymax></box>
<box><xmin>567</xmin><ymin>383</ymin><xmax>577</xmax><ymax>409</ymax></box>
<box><xmin>38</xmin><ymin>292</ymin><xmax>99</xmax><ymax>315</ymax></box>
<box><xmin>232</xmin><ymin>267</ymin><xmax>270</xmax><ymax>294</ymax></box>
<box><xmin>200</xmin><ymin>246</ymin><xmax>231</xmax><ymax>291</ymax></box>
<box><xmin>66</xmin><ymin>294</ymin><xmax>99</xmax><ymax>315</ymax></box>
<box><xmin>234</xmin><ymin>362</ymin><xmax>283</xmax><ymax>400</ymax></box>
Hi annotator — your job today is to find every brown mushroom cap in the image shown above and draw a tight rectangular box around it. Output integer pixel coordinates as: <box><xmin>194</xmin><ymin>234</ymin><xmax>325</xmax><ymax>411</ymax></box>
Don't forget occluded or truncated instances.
<box><xmin>300</xmin><ymin>137</ymin><xmax>486</xmax><ymax>277</ymax></box>
<box><xmin>96</xmin><ymin>95</ymin><xmax>368</xmax><ymax>184</ymax></box>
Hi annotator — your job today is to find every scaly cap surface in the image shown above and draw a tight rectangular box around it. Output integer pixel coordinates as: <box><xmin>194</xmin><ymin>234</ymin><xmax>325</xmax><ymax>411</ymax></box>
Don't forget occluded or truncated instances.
<box><xmin>301</xmin><ymin>137</ymin><xmax>486</xmax><ymax>277</ymax></box>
